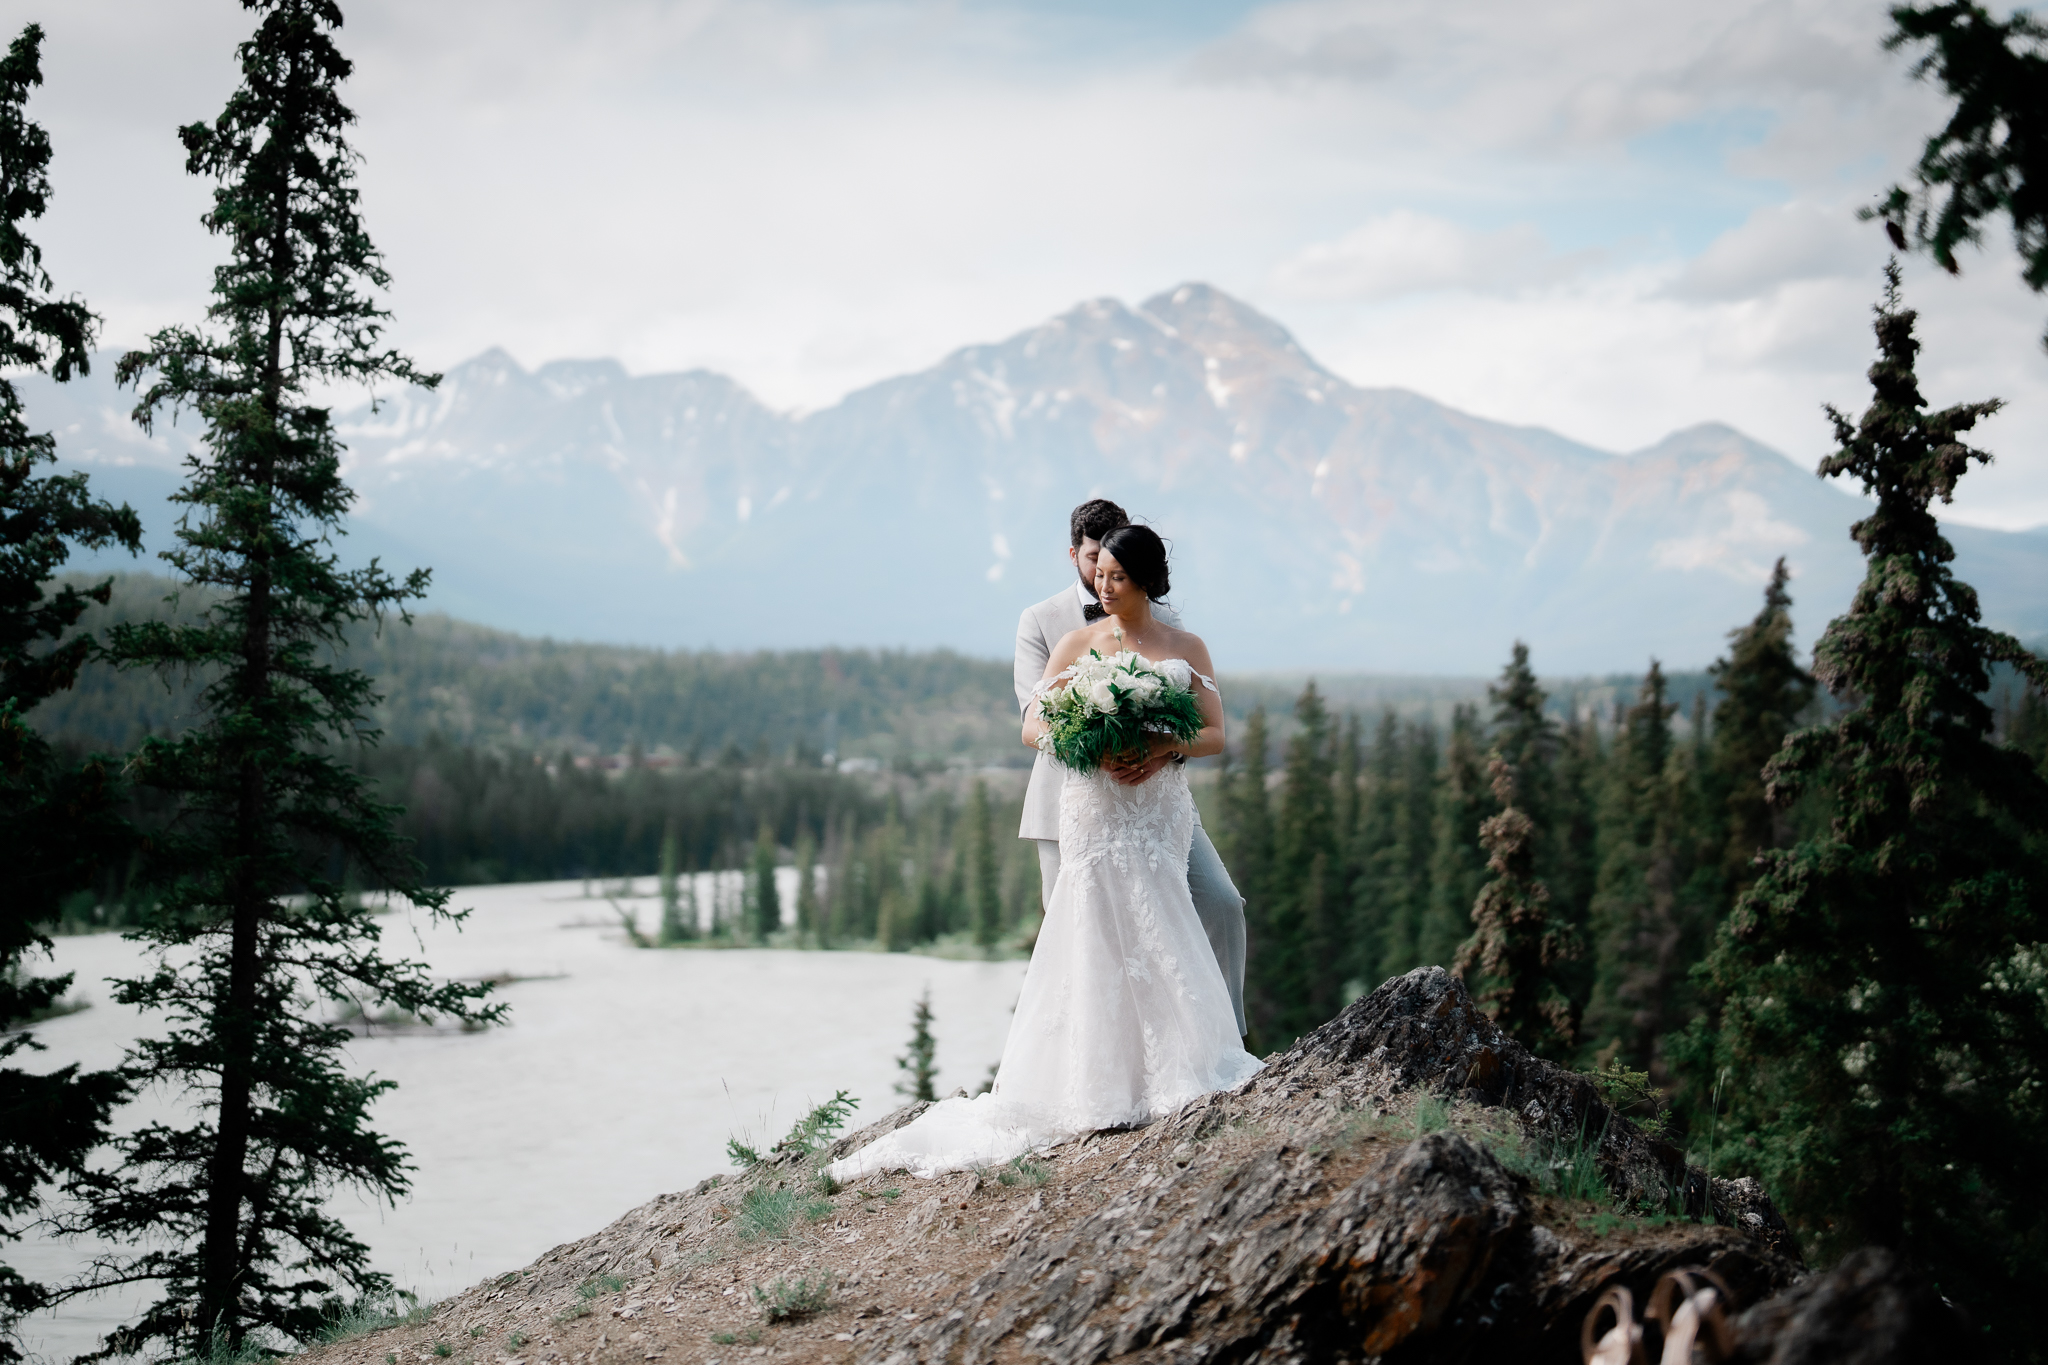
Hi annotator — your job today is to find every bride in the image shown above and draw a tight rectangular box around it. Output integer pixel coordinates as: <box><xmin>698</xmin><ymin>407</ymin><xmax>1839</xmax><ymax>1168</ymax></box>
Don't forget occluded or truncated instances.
<box><xmin>829</xmin><ymin>525</ymin><xmax>1261</xmax><ymax>1181</ymax></box>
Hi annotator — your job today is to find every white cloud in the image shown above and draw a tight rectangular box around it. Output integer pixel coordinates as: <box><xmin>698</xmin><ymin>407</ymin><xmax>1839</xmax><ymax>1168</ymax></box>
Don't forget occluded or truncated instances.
<box><xmin>1667</xmin><ymin>200</ymin><xmax>1875</xmax><ymax>301</ymax></box>
<box><xmin>1273</xmin><ymin>211</ymin><xmax>1571</xmax><ymax>302</ymax></box>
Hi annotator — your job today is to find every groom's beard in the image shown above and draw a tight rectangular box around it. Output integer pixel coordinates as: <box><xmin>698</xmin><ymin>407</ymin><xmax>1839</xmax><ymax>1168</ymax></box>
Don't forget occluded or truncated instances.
<box><xmin>1076</xmin><ymin>566</ymin><xmax>1098</xmax><ymax>601</ymax></box>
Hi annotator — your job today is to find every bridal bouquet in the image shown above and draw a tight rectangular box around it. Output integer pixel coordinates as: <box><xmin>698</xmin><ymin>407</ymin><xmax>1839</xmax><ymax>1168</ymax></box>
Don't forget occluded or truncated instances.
<box><xmin>1035</xmin><ymin>649</ymin><xmax>1204</xmax><ymax>772</ymax></box>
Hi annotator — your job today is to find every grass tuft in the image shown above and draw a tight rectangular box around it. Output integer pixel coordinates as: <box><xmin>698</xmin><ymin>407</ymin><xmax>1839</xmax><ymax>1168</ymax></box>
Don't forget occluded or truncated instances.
<box><xmin>574</xmin><ymin>1272</ymin><xmax>628</xmax><ymax>1301</ymax></box>
<box><xmin>735</xmin><ymin>1183</ymin><xmax>834</xmax><ymax>1241</ymax></box>
<box><xmin>170</xmin><ymin>1328</ymin><xmax>278</xmax><ymax>1365</ymax></box>
<box><xmin>753</xmin><ymin>1271</ymin><xmax>837</xmax><ymax>1322</ymax></box>
<box><xmin>314</xmin><ymin>1294</ymin><xmax>423</xmax><ymax>1346</ymax></box>
<box><xmin>994</xmin><ymin>1156</ymin><xmax>1050</xmax><ymax>1188</ymax></box>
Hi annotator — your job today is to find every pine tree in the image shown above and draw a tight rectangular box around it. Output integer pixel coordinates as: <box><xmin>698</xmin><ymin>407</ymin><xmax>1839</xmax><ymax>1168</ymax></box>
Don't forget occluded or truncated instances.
<box><xmin>1453</xmin><ymin>754</ymin><xmax>1579</xmax><ymax>1058</ymax></box>
<box><xmin>894</xmin><ymin>989</ymin><xmax>938</xmax><ymax>1102</ymax></box>
<box><xmin>877</xmin><ymin>886</ymin><xmax>914</xmax><ymax>952</ymax></box>
<box><xmin>748</xmin><ymin>823</ymin><xmax>780</xmax><ymax>941</ymax></box>
<box><xmin>0</xmin><ymin>25</ymin><xmax>140</xmax><ymax>1359</ymax></box>
<box><xmin>1708</xmin><ymin>559</ymin><xmax>1818</xmax><ymax>897</ymax></box>
<box><xmin>1421</xmin><ymin>704</ymin><xmax>1491</xmax><ymax>968</ymax></box>
<box><xmin>1352</xmin><ymin>710</ymin><xmax>1401</xmax><ymax>988</ymax></box>
<box><xmin>1545</xmin><ymin>702</ymin><xmax>1602</xmax><ymax>1003</ymax></box>
<box><xmin>1449</xmin><ymin>757</ymin><xmax>1572</xmax><ymax>1055</ymax></box>
<box><xmin>1691</xmin><ymin>266</ymin><xmax>2048</xmax><ymax>1341</ymax></box>
<box><xmin>657</xmin><ymin>820</ymin><xmax>688</xmax><ymax>943</ymax></box>
<box><xmin>1273</xmin><ymin>684</ymin><xmax>1337</xmax><ymax>1039</ymax></box>
<box><xmin>1489</xmin><ymin>642</ymin><xmax>1557</xmax><ymax>823</ymax></box>
<box><xmin>793</xmin><ymin>829</ymin><xmax>819</xmax><ymax>942</ymax></box>
<box><xmin>1380</xmin><ymin>717</ymin><xmax>1439</xmax><ymax>981</ymax></box>
<box><xmin>1220</xmin><ymin>708</ymin><xmax>1280</xmax><ymax>1047</ymax></box>
<box><xmin>64</xmin><ymin>5</ymin><xmax>499</xmax><ymax>1353</ymax></box>
<box><xmin>964</xmin><ymin>778</ymin><xmax>999</xmax><ymax>951</ymax></box>
<box><xmin>1584</xmin><ymin>662</ymin><xmax>1684</xmax><ymax>1070</ymax></box>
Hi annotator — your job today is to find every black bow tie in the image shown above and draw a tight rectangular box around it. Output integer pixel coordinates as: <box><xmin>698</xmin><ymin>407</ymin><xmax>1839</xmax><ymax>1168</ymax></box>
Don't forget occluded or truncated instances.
<box><xmin>1083</xmin><ymin>601</ymin><xmax>1106</xmax><ymax>622</ymax></box>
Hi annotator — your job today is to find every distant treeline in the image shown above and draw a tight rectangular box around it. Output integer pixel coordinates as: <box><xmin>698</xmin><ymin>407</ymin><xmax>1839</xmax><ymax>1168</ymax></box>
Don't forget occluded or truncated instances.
<box><xmin>35</xmin><ymin>574</ymin><xmax>1776</xmax><ymax>765</ymax></box>
<box><xmin>33</xmin><ymin>574</ymin><xmax>1022</xmax><ymax>762</ymax></box>
<box><xmin>366</xmin><ymin>744</ymin><xmax>1043</xmax><ymax>951</ymax></box>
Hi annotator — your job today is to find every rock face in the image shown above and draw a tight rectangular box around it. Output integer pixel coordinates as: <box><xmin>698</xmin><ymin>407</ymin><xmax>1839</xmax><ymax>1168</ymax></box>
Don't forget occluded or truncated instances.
<box><xmin>299</xmin><ymin>969</ymin><xmax>1850</xmax><ymax>1365</ymax></box>
<box><xmin>1273</xmin><ymin>965</ymin><xmax>1796</xmax><ymax>1258</ymax></box>
<box><xmin>844</xmin><ymin>967</ymin><xmax>1800</xmax><ymax>1365</ymax></box>
<box><xmin>1725</xmin><ymin>1247</ymin><xmax>1961</xmax><ymax>1365</ymax></box>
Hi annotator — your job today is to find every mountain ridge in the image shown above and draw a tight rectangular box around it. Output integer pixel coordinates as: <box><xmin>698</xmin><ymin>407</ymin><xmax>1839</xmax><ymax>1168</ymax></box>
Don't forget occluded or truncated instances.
<box><xmin>26</xmin><ymin>282</ymin><xmax>2048</xmax><ymax>673</ymax></box>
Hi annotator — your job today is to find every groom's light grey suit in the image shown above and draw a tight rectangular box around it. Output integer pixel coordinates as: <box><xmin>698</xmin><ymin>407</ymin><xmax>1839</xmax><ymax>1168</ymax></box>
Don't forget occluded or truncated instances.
<box><xmin>1014</xmin><ymin>581</ymin><xmax>1249</xmax><ymax>1035</ymax></box>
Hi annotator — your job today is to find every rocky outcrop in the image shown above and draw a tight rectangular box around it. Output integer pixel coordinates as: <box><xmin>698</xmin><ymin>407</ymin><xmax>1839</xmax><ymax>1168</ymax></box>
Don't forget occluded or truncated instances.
<box><xmin>1263</xmin><ymin>966</ymin><xmax>1795</xmax><ymax>1258</ymax></box>
<box><xmin>840</xmin><ymin>967</ymin><xmax>1800</xmax><ymax>1365</ymax></box>
<box><xmin>1725</xmin><ymin>1247</ymin><xmax>1961</xmax><ymax>1365</ymax></box>
<box><xmin>301</xmin><ymin>968</ymin><xmax>1825</xmax><ymax>1365</ymax></box>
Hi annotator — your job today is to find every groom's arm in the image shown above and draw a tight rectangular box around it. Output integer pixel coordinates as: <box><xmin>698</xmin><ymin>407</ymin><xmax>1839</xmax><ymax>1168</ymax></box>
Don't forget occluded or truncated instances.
<box><xmin>1014</xmin><ymin>604</ymin><xmax>1051</xmax><ymax>717</ymax></box>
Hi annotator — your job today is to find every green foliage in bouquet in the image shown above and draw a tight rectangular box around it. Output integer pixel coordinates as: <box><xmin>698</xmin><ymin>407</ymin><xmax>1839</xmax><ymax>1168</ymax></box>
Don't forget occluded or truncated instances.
<box><xmin>1037</xmin><ymin>651</ymin><xmax>1204</xmax><ymax>772</ymax></box>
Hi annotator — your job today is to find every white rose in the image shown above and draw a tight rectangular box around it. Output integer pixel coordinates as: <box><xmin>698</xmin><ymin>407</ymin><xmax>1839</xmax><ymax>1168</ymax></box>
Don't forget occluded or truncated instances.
<box><xmin>1086</xmin><ymin>678</ymin><xmax>1119</xmax><ymax>713</ymax></box>
<box><xmin>1129</xmin><ymin>673</ymin><xmax>1163</xmax><ymax>702</ymax></box>
<box><xmin>1158</xmin><ymin>658</ymin><xmax>1192</xmax><ymax>690</ymax></box>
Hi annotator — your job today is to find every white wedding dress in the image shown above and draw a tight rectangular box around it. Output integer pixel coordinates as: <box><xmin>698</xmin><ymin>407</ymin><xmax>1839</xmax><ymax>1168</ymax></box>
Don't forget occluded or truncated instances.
<box><xmin>828</xmin><ymin>664</ymin><xmax>1262</xmax><ymax>1180</ymax></box>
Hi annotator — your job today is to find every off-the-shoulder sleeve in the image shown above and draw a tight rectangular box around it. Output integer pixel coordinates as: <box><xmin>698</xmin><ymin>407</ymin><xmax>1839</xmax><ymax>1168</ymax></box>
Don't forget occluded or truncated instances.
<box><xmin>1195</xmin><ymin>670</ymin><xmax>1219</xmax><ymax>694</ymax></box>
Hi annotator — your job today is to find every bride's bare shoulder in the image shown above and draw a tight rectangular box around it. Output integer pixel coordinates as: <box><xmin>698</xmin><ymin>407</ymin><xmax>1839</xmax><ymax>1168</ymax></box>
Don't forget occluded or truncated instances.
<box><xmin>1171</xmin><ymin>628</ymin><xmax>1217</xmax><ymax>675</ymax></box>
<box><xmin>1046</xmin><ymin>626</ymin><xmax>1100</xmax><ymax>673</ymax></box>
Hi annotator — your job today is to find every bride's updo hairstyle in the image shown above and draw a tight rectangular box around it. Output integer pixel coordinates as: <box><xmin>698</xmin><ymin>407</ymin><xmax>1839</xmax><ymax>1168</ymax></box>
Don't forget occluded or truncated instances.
<box><xmin>1099</xmin><ymin>524</ymin><xmax>1170</xmax><ymax>602</ymax></box>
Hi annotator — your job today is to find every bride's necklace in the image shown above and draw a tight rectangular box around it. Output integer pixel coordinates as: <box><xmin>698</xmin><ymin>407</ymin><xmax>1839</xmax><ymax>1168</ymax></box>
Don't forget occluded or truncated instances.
<box><xmin>1111</xmin><ymin>620</ymin><xmax>1159</xmax><ymax>654</ymax></box>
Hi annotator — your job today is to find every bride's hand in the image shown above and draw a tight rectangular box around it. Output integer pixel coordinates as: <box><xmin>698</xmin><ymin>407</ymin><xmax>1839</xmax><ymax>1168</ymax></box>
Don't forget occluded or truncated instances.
<box><xmin>1107</xmin><ymin>736</ymin><xmax>1178</xmax><ymax>786</ymax></box>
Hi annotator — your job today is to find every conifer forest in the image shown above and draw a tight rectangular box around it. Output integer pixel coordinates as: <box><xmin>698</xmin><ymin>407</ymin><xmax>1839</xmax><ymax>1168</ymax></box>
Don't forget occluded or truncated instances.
<box><xmin>5</xmin><ymin>0</ymin><xmax>2048</xmax><ymax>1362</ymax></box>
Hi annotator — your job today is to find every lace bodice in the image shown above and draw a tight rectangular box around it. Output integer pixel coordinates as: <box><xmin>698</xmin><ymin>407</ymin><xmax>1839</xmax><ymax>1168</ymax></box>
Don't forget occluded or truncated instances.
<box><xmin>1058</xmin><ymin>762</ymin><xmax>1195</xmax><ymax>882</ymax></box>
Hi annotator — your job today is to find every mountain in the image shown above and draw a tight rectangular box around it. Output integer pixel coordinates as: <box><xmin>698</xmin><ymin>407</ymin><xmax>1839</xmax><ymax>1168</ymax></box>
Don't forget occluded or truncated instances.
<box><xmin>27</xmin><ymin>283</ymin><xmax>2048</xmax><ymax>673</ymax></box>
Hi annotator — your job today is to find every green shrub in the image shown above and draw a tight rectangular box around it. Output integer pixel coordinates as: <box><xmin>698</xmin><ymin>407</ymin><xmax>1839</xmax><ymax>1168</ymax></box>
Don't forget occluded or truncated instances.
<box><xmin>753</xmin><ymin>1271</ymin><xmax>837</xmax><ymax>1322</ymax></box>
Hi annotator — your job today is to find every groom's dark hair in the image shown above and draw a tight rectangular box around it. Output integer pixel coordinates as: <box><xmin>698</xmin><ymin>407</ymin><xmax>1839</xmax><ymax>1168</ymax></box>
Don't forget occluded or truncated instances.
<box><xmin>1070</xmin><ymin>498</ymin><xmax>1129</xmax><ymax>547</ymax></box>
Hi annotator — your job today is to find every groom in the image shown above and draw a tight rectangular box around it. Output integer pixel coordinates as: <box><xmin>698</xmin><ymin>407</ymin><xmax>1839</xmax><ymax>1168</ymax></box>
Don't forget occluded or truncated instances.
<box><xmin>1013</xmin><ymin>498</ymin><xmax>1249</xmax><ymax>1036</ymax></box>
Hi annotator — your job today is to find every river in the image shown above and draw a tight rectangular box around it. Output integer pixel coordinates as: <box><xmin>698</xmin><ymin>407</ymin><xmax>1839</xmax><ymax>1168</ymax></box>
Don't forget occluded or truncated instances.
<box><xmin>11</xmin><ymin>875</ymin><xmax>1028</xmax><ymax>1363</ymax></box>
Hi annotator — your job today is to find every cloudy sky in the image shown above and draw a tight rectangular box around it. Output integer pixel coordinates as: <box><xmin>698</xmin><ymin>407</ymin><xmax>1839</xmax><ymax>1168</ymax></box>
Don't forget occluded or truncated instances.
<box><xmin>17</xmin><ymin>0</ymin><xmax>2048</xmax><ymax>529</ymax></box>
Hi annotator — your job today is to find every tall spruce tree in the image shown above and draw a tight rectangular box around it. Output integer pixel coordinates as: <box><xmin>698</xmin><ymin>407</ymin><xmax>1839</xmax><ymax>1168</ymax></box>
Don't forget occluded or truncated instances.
<box><xmin>1584</xmin><ymin>662</ymin><xmax>1685</xmax><ymax>1071</ymax></box>
<box><xmin>894</xmin><ymin>990</ymin><xmax>938</xmax><ymax>1102</ymax></box>
<box><xmin>1545</xmin><ymin>702</ymin><xmax>1602</xmax><ymax>1003</ymax></box>
<box><xmin>0</xmin><ymin>24</ymin><xmax>140</xmax><ymax>1360</ymax></box>
<box><xmin>1453</xmin><ymin>754</ymin><xmax>1578</xmax><ymax>1058</ymax></box>
<box><xmin>1690</xmin><ymin>265</ymin><xmax>2048</xmax><ymax>1343</ymax></box>
<box><xmin>1708</xmin><ymin>559</ymin><xmax>1818</xmax><ymax>897</ymax></box>
<box><xmin>1272</xmin><ymin>684</ymin><xmax>1338</xmax><ymax>1039</ymax></box>
<box><xmin>748</xmin><ymin>823</ymin><xmax>780</xmax><ymax>940</ymax></box>
<box><xmin>1220</xmin><ymin>708</ymin><xmax>1280</xmax><ymax>1047</ymax></box>
<box><xmin>60</xmin><ymin>4</ymin><xmax>499</xmax><ymax>1354</ymax></box>
<box><xmin>1352</xmin><ymin>710</ymin><xmax>1402</xmax><ymax>990</ymax></box>
<box><xmin>1384</xmin><ymin>717</ymin><xmax>1439</xmax><ymax>980</ymax></box>
<box><xmin>965</xmin><ymin>778</ymin><xmax>999</xmax><ymax>950</ymax></box>
<box><xmin>1489</xmin><ymin>642</ymin><xmax>1557</xmax><ymax>819</ymax></box>
<box><xmin>1420</xmin><ymin>704</ymin><xmax>1492</xmax><ymax>968</ymax></box>
<box><xmin>793</xmin><ymin>829</ymin><xmax>819</xmax><ymax>942</ymax></box>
